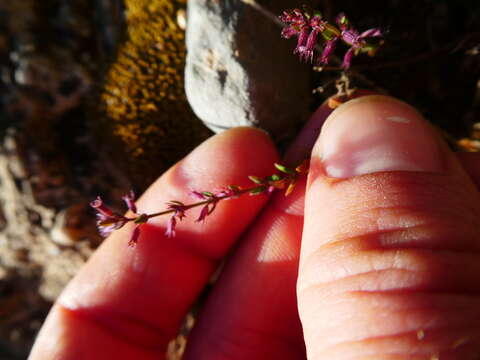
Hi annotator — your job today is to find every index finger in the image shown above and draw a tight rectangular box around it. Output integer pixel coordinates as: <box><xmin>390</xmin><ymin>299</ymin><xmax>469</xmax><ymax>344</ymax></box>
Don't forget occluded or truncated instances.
<box><xmin>29</xmin><ymin>127</ymin><xmax>279</xmax><ymax>359</ymax></box>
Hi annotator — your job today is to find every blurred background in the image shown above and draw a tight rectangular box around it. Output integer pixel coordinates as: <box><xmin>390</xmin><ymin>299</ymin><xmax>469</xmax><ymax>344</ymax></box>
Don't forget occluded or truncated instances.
<box><xmin>0</xmin><ymin>0</ymin><xmax>478</xmax><ymax>358</ymax></box>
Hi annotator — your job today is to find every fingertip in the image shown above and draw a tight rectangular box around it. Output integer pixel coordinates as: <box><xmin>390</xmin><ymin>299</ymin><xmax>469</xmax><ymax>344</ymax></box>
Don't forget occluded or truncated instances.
<box><xmin>456</xmin><ymin>151</ymin><xmax>480</xmax><ymax>189</ymax></box>
<box><xmin>135</xmin><ymin>127</ymin><xmax>279</xmax><ymax>223</ymax></box>
<box><xmin>312</xmin><ymin>95</ymin><xmax>444</xmax><ymax>179</ymax></box>
<box><xmin>298</xmin><ymin>95</ymin><xmax>480</xmax><ymax>358</ymax></box>
<box><xmin>285</xmin><ymin>90</ymin><xmax>377</xmax><ymax>164</ymax></box>
<box><xmin>155</xmin><ymin>127</ymin><xmax>278</xmax><ymax>193</ymax></box>
<box><xmin>33</xmin><ymin>126</ymin><xmax>282</xmax><ymax>359</ymax></box>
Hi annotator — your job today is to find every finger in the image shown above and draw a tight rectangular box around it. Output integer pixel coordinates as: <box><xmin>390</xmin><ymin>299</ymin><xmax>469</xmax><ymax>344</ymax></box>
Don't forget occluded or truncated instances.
<box><xmin>457</xmin><ymin>151</ymin><xmax>480</xmax><ymax>189</ymax></box>
<box><xmin>299</xmin><ymin>95</ymin><xmax>480</xmax><ymax>359</ymax></box>
<box><xmin>184</xmin><ymin>92</ymin><xmax>373</xmax><ymax>359</ymax></box>
<box><xmin>29</xmin><ymin>128</ymin><xmax>279</xmax><ymax>360</ymax></box>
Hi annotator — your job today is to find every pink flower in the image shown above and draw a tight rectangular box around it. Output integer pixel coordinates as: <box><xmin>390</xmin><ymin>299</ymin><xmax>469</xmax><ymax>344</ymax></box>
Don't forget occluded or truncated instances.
<box><xmin>190</xmin><ymin>186</ymin><xmax>241</xmax><ymax>223</ymax></box>
<box><xmin>122</xmin><ymin>190</ymin><xmax>137</xmax><ymax>213</ymax></box>
<box><xmin>319</xmin><ymin>39</ymin><xmax>337</xmax><ymax>65</ymax></box>
<box><xmin>214</xmin><ymin>187</ymin><xmax>241</xmax><ymax>199</ymax></box>
<box><xmin>336</xmin><ymin>13</ymin><xmax>383</xmax><ymax>69</ymax></box>
<box><xmin>90</xmin><ymin>196</ymin><xmax>128</xmax><ymax>237</ymax></box>
<box><xmin>190</xmin><ymin>192</ymin><xmax>218</xmax><ymax>222</ymax></box>
<box><xmin>196</xmin><ymin>204</ymin><xmax>211</xmax><ymax>223</ymax></box>
<box><xmin>95</xmin><ymin>212</ymin><xmax>127</xmax><ymax>238</ymax></box>
<box><xmin>165</xmin><ymin>201</ymin><xmax>187</xmax><ymax>238</ymax></box>
<box><xmin>191</xmin><ymin>190</ymin><xmax>209</xmax><ymax>200</ymax></box>
<box><xmin>90</xmin><ymin>192</ymin><xmax>147</xmax><ymax>246</ymax></box>
<box><xmin>280</xmin><ymin>9</ymin><xmax>327</xmax><ymax>63</ymax></box>
<box><xmin>279</xmin><ymin>9</ymin><xmax>307</xmax><ymax>40</ymax></box>
<box><xmin>280</xmin><ymin>9</ymin><xmax>383</xmax><ymax>69</ymax></box>
<box><xmin>165</xmin><ymin>216</ymin><xmax>177</xmax><ymax>238</ymax></box>
<box><xmin>129</xmin><ymin>227</ymin><xmax>141</xmax><ymax>247</ymax></box>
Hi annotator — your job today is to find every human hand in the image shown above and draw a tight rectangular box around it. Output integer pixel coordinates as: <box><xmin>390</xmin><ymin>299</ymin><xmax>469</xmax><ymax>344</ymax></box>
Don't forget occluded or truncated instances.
<box><xmin>29</xmin><ymin>95</ymin><xmax>480</xmax><ymax>359</ymax></box>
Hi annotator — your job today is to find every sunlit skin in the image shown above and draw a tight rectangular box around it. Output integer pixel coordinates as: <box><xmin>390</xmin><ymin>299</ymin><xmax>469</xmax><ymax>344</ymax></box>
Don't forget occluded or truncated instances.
<box><xmin>30</xmin><ymin>95</ymin><xmax>480</xmax><ymax>359</ymax></box>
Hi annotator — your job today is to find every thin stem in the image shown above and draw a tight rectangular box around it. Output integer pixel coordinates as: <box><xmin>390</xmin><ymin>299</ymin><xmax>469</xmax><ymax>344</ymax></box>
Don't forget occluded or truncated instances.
<box><xmin>92</xmin><ymin>161</ymin><xmax>309</xmax><ymax>241</ymax></box>
<box><xmin>239</xmin><ymin>0</ymin><xmax>284</xmax><ymax>26</ymax></box>
<box><xmin>240</xmin><ymin>0</ymin><xmax>389</xmax><ymax>95</ymax></box>
<box><xmin>143</xmin><ymin>184</ymin><xmax>268</xmax><ymax>220</ymax></box>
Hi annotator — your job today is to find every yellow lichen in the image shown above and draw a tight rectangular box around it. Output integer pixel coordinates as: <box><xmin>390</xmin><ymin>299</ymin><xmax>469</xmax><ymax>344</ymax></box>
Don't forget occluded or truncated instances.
<box><xmin>98</xmin><ymin>0</ymin><xmax>210</xmax><ymax>188</ymax></box>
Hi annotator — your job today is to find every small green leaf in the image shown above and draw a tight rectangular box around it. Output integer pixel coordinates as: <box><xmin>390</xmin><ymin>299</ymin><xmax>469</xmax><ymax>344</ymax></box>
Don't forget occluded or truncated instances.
<box><xmin>274</xmin><ymin>163</ymin><xmax>295</xmax><ymax>174</ymax></box>
<box><xmin>248</xmin><ymin>176</ymin><xmax>264</xmax><ymax>184</ymax></box>
<box><xmin>322</xmin><ymin>24</ymin><xmax>341</xmax><ymax>40</ymax></box>
<box><xmin>285</xmin><ymin>179</ymin><xmax>297</xmax><ymax>196</ymax></box>
<box><xmin>134</xmin><ymin>213</ymin><xmax>149</xmax><ymax>224</ymax></box>
<box><xmin>228</xmin><ymin>184</ymin><xmax>241</xmax><ymax>192</ymax></box>
<box><xmin>339</xmin><ymin>14</ymin><xmax>349</xmax><ymax>26</ymax></box>
<box><xmin>250</xmin><ymin>187</ymin><xmax>266</xmax><ymax>195</ymax></box>
<box><xmin>268</xmin><ymin>174</ymin><xmax>281</xmax><ymax>181</ymax></box>
<box><xmin>202</xmin><ymin>191</ymin><xmax>214</xmax><ymax>198</ymax></box>
<box><xmin>295</xmin><ymin>159</ymin><xmax>310</xmax><ymax>174</ymax></box>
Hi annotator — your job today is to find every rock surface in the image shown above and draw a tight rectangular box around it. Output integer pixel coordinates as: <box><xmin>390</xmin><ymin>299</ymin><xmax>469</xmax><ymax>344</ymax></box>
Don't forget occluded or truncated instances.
<box><xmin>185</xmin><ymin>0</ymin><xmax>313</xmax><ymax>141</ymax></box>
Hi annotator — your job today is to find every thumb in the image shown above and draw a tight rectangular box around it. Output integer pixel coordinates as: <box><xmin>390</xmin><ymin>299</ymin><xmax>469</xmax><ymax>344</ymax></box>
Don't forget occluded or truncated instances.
<box><xmin>298</xmin><ymin>95</ymin><xmax>480</xmax><ymax>359</ymax></box>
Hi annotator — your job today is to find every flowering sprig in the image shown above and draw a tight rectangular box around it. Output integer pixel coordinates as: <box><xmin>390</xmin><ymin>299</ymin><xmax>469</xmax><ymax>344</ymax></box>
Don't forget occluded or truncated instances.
<box><xmin>279</xmin><ymin>7</ymin><xmax>383</xmax><ymax>69</ymax></box>
<box><xmin>90</xmin><ymin>191</ymin><xmax>148</xmax><ymax>246</ymax></box>
<box><xmin>90</xmin><ymin>160</ymin><xmax>309</xmax><ymax>246</ymax></box>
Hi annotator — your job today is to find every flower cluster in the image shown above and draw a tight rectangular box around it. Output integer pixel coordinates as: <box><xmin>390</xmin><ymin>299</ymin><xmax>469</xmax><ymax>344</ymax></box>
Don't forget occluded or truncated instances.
<box><xmin>249</xmin><ymin>160</ymin><xmax>309</xmax><ymax>196</ymax></box>
<box><xmin>165</xmin><ymin>201</ymin><xmax>187</xmax><ymax>238</ymax></box>
<box><xmin>90</xmin><ymin>191</ymin><xmax>147</xmax><ymax>246</ymax></box>
<box><xmin>279</xmin><ymin>7</ymin><xmax>383</xmax><ymax>69</ymax></box>
<box><xmin>90</xmin><ymin>160</ymin><xmax>309</xmax><ymax>246</ymax></box>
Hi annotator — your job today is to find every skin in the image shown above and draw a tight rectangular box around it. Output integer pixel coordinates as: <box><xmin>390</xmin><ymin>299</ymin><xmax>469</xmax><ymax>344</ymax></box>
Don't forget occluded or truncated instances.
<box><xmin>29</xmin><ymin>95</ymin><xmax>480</xmax><ymax>359</ymax></box>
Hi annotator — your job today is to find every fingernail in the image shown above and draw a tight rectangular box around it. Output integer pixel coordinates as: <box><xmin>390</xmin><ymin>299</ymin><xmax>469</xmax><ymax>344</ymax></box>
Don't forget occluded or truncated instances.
<box><xmin>285</xmin><ymin>90</ymin><xmax>375</xmax><ymax>164</ymax></box>
<box><xmin>314</xmin><ymin>95</ymin><xmax>443</xmax><ymax>178</ymax></box>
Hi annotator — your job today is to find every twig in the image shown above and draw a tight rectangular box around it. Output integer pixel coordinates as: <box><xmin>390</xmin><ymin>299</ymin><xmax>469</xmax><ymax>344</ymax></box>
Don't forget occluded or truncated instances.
<box><xmin>91</xmin><ymin>161</ymin><xmax>309</xmax><ymax>244</ymax></box>
<box><xmin>355</xmin><ymin>33</ymin><xmax>479</xmax><ymax>71</ymax></box>
<box><xmin>239</xmin><ymin>0</ymin><xmax>389</xmax><ymax>94</ymax></box>
<box><xmin>239</xmin><ymin>0</ymin><xmax>284</xmax><ymax>26</ymax></box>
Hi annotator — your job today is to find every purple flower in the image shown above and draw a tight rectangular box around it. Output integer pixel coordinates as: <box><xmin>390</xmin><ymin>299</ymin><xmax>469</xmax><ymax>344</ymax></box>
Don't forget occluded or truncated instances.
<box><xmin>165</xmin><ymin>201</ymin><xmax>187</xmax><ymax>238</ymax></box>
<box><xmin>336</xmin><ymin>13</ymin><xmax>382</xmax><ymax>69</ymax></box>
<box><xmin>190</xmin><ymin>192</ymin><xmax>218</xmax><ymax>222</ymax></box>
<box><xmin>279</xmin><ymin>8</ymin><xmax>383</xmax><ymax>70</ymax></box>
<box><xmin>191</xmin><ymin>190</ymin><xmax>208</xmax><ymax>200</ymax></box>
<box><xmin>196</xmin><ymin>204</ymin><xmax>211</xmax><ymax>223</ymax></box>
<box><xmin>165</xmin><ymin>216</ymin><xmax>177</xmax><ymax>238</ymax></box>
<box><xmin>340</xmin><ymin>47</ymin><xmax>353</xmax><ymax>69</ymax></box>
<box><xmin>122</xmin><ymin>190</ymin><xmax>137</xmax><ymax>214</ymax></box>
<box><xmin>336</xmin><ymin>13</ymin><xmax>350</xmax><ymax>31</ymax></box>
<box><xmin>90</xmin><ymin>196</ymin><xmax>128</xmax><ymax>238</ymax></box>
<box><xmin>129</xmin><ymin>227</ymin><xmax>141</xmax><ymax>247</ymax></box>
<box><xmin>280</xmin><ymin>9</ymin><xmax>329</xmax><ymax>64</ymax></box>
<box><xmin>267</xmin><ymin>185</ymin><xmax>276</xmax><ymax>194</ymax></box>
<box><xmin>214</xmin><ymin>186</ymin><xmax>241</xmax><ymax>199</ymax></box>
<box><xmin>190</xmin><ymin>187</ymin><xmax>241</xmax><ymax>223</ymax></box>
<box><xmin>319</xmin><ymin>39</ymin><xmax>337</xmax><ymax>65</ymax></box>
<box><xmin>95</xmin><ymin>212</ymin><xmax>127</xmax><ymax>238</ymax></box>
<box><xmin>280</xmin><ymin>9</ymin><xmax>310</xmax><ymax>56</ymax></box>
<box><xmin>279</xmin><ymin>9</ymin><xmax>306</xmax><ymax>39</ymax></box>
<box><xmin>90</xmin><ymin>196</ymin><xmax>115</xmax><ymax>218</ymax></box>
<box><xmin>299</xmin><ymin>15</ymin><xmax>328</xmax><ymax>62</ymax></box>
<box><xmin>90</xmin><ymin>192</ymin><xmax>148</xmax><ymax>246</ymax></box>
<box><xmin>294</xmin><ymin>27</ymin><xmax>311</xmax><ymax>60</ymax></box>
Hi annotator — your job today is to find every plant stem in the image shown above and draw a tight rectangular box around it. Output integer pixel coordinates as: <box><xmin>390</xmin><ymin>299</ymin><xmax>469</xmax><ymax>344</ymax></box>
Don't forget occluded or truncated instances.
<box><xmin>143</xmin><ymin>184</ymin><xmax>268</xmax><ymax>220</ymax></box>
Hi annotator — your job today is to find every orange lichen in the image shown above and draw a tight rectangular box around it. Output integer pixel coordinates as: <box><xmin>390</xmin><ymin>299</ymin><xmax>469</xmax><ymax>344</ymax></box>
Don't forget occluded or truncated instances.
<box><xmin>98</xmin><ymin>0</ymin><xmax>210</xmax><ymax>188</ymax></box>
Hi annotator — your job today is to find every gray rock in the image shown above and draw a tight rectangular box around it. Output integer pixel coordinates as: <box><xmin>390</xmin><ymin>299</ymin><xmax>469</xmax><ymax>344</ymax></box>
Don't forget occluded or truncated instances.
<box><xmin>185</xmin><ymin>0</ymin><xmax>312</xmax><ymax>141</ymax></box>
